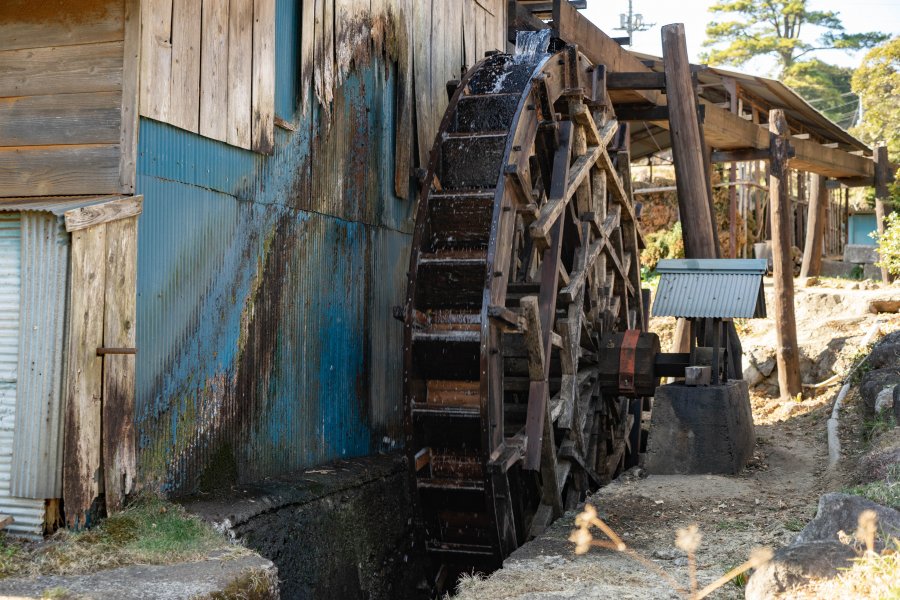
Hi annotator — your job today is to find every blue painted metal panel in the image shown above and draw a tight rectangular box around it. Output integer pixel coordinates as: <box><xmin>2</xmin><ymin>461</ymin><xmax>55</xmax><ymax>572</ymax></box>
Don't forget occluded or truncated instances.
<box><xmin>849</xmin><ymin>213</ymin><xmax>877</xmax><ymax>246</ymax></box>
<box><xmin>134</xmin><ymin>26</ymin><xmax>415</xmax><ymax>491</ymax></box>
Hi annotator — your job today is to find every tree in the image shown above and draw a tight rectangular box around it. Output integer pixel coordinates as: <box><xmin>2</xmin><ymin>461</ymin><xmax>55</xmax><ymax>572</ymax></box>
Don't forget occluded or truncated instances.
<box><xmin>851</xmin><ymin>37</ymin><xmax>900</xmax><ymax>161</ymax></box>
<box><xmin>782</xmin><ymin>60</ymin><xmax>857</xmax><ymax>127</ymax></box>
<box><xmin>702</xmin><ymin>1</ymin><xmax>887</xmax><ymax>73</ymax></box>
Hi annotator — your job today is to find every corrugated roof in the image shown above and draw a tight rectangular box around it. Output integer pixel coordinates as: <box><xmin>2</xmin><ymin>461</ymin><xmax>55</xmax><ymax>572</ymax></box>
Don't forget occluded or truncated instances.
<box><xmin>0</xmin><ymin>196</ymin><xmax>128</xmax><ymax>215</ymax></box>
<box><xmin>653</xmin><ymin>259</ymin><xmax>767</xmax><ymax>319</ymax></box>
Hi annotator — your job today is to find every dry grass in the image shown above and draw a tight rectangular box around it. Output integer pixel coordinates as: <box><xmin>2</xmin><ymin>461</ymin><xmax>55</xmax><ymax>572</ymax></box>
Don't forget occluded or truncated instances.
<box><xmin>785</xmin><ymin>540</ymin><xmax>900</xmax><ymax>599</ymax></box>
<box><xmin>0</xmin><ymin>495</ymin><xmax>243</xmax><ymax>579</ymax></box>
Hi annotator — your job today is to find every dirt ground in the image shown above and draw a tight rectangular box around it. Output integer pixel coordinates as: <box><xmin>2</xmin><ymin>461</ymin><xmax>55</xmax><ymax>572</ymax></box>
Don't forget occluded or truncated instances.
<box><xmin>455</xmin><ymin>279</ymin><xmax>900</xmax><ymax>599</ymax></box>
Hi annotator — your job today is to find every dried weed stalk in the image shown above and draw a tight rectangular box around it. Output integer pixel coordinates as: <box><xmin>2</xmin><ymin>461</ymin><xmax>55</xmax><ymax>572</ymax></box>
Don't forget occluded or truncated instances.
<box><xmin>569</xmin><ymin>503</ymin><xmax>772</xmax><ymax>600</ymax></box>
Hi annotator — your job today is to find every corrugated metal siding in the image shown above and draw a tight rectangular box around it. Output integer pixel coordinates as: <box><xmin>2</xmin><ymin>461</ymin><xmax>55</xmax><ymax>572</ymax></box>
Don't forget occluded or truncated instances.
<box><xmin>134</xmin><ymin>49</ymin><xmax>414</xmax><ymax>492</ymax></box>
<box><xmin>0</xmin><ymin>214</ymin><xmax>45</xmax><ymax>537</ymax></box>
<box><xmin>12</xmin><ymin>214</ymin><xmax>69</xmax><ymax>500</ymax></box>
<box><xmin>653</xmin><ymin>259</ymin><xmax>767</xmax><ymax>319</ymax></box>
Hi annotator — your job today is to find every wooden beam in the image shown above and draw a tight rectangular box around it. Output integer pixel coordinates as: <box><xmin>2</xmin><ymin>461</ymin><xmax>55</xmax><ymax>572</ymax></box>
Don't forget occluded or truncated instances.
<box><xmin>520</xmin><ymin>296</ymin><xmax>545</xmax><ymax>381</ymax></box>
<box><xmin>710</xmin><ymin>148</ymin><xmax>771</xmax><ymax>163</ymax></box>
<box><xmin>551</xmin><ymin>0</ymin><xmax>660</xmax><ymax>105</ymax></box>
<box><xmin>606</xmin><ymin>71</ymin><xmax>666</xmax><ymax>90</ymax></box>
<box><xmin>768</xmin><ymin>109</ymin><xmax>801</xmax><ymax>399</ymax></box>
<box><xmin>799</xmin><ymin>174</ymin><xmax>827</xmax><ymax>279</ymax></box>
<box><xmin>662</xmin><ymin>24</ymin><xmax>717</xmax><ymax>259</ymax></box>
<box><xmin>875</xmin><ymin>146</ymin><xmax>893</xmax><ymax>282</ymax></box>
<box><xmin>64</xmin><ymin>196</ymin><xmax>143</xmax><ymax>232</ymax></box>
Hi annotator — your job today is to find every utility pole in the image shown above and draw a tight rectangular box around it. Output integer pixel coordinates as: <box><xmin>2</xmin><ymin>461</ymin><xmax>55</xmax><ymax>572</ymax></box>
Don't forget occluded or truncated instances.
<box><xmin>615</xmin><ymin>0</ymin><xmax>655</xmax><ymax>46</ymax></box>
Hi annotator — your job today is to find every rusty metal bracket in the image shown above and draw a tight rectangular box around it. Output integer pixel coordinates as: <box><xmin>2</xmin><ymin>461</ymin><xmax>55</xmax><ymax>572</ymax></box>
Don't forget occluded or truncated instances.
<box><xmin>96</xmin><ymin>347</ymin><xmax>137</xmax><ymax>356</ymax></box>
<box><xmin>618</xmin><ymin>329</ymin><xmax>640</xmax><ymax>393</ymax></box>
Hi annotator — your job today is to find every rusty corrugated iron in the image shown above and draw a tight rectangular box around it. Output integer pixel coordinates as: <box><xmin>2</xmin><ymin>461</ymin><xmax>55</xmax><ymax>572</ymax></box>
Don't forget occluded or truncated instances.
<box><xmin>134</xmin><ymin>36</ymin><xmax>413</xmax><ymax>492</ymax></box>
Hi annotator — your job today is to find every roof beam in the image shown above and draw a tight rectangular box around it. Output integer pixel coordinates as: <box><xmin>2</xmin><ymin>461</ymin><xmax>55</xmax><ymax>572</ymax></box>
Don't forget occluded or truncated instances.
<box><xmin>701</xmin><ymin>100</ymin><xmax>873</xmax><ymax>179</ymax></box>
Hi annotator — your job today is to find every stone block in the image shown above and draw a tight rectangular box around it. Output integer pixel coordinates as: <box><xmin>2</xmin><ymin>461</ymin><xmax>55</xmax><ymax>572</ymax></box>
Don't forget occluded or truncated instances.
<box><xmin>646</xmin><ymin>380</ymin><xmax>754</xmax><ymax>475</ymax></box>
<box><xmin>819</xmin><ymin>259</ymin><xmax>856</xmax><ymax>279</ymax></box>
<box><xmin>844</xmin><ymin>244</ymin><xmax>879</xmax><ymax>264</ymax></box>
<box><xmin>863</xmin><ymin>262</ymin><xmax>884</xmax><ymax>280</ymax></box>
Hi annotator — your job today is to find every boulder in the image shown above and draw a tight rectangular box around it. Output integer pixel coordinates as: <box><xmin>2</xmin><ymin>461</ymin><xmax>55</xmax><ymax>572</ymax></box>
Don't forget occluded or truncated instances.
<box><xmin>860</xmin><ymin>440</ymin><xmax>900</xmax><ymax>482</ymax></box>
<box><xmin>745</xmin><ymin>541</ymin><xmax>856</xmax><ymax>600</ymax></box>
<box><xmin>860</xmin><ymin>368</ymin><xmax>900</xmax><ymax>418</ymax></box>
<box><xmin>867</xmin><ymin>340</ymin><xmax>900</xmax><ymax>370</ymax></box>
<box><xmin>743</xmin><ymin>363</ymin><xmax>764</xmax><ymax>387</ymax></box>
<box><xmin>895</xmin><ymin>385</ymin><xmax>900</xmax><ymax>425</ymax></box>
<box><xmin>795</xmin><ymin>493</ymin><xmax>900</xmax><ymax>550</ymax></box>
<box><xmin>757</xmin><ymin>357</ymin><xmax>776</xmax><ymax>378</ymax></box>
<box><xmin>875</xmin><ymin>386</ymin><xmax>895</xmax><ymax>414</ymax></box>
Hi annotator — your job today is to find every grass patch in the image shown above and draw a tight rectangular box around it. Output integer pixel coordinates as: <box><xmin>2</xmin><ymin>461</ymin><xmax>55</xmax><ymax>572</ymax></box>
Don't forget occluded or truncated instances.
<box><xmin>783</xmin><ymin>517</ymin><xmax>806</xmax><ymax>532</ymax></box>
<box><xmin>0</xmin><ymin>495</ymin><xmax>241</xmax><ymax>580</ymax></box>
<box><xmin>863</xmin><ymin>408</ymin><xmax>897</xmax><ymax>445</ymax></box>
<box><xmin>715</xmin><ymin>519</ymin><xmax>749</xmax><ymax>532</ymax></box>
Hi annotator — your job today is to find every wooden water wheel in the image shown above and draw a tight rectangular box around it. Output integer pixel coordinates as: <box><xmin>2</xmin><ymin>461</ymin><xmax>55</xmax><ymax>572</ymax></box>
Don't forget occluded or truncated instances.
<box><xmin>402</xmin><ymin>44</ymin><xmax>648</xmax><ymax>579</ymax></box>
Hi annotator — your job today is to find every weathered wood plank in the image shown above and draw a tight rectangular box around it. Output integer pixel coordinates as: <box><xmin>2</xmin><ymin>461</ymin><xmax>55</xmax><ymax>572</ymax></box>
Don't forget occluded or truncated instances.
<box><xmin>0</xmin><ymin>42</ymin><xmax>124</xmax><ymax>98</ymax></box>
<box><xmin>251</xmin><ymin>0</ymin><xmax>276</xmax><ymax>153</ymax></box>
<box><xmin>227</xmin><ymin>0</ymin><xmax>253</xmax><ymax>148</ymax></box>
<box><xmin>412</xmin><ymin>0</ymin><xmax>433</xmax><ymax>166</ymax></box>
<box><xmin>299</xmin><ymin>0</ymin><xmax>316</xmax><ymax>113</ymax></box>
<box><xmin>169</xmin><ymin>0</ymin><xmax>201</xmax><ymax>132</ymax></box>
<box><xmin>102</xmin><ymin>217</ymin><xmax>138</xmax><ymax>513</ymax></box>
<box><xmin>0</xmin><ymin>0</ymin><xmax>125</xmax><ymax>52</ymax></box>
<box><xmin>140</xmin><ymin>0</ymin><xmax>173</xmax><ymax>121</ymax></box>
<box><xmin>0</xmin><ymin>93</ymin><xmax>121</xmax><ymax>146</ymax></box>
<box><xmin>393</xmin><ymin>0</ymin><xmax>414</xmax><ymax>197</ymax></box>
<box><xmin>0</xmin><ymin>145</ymin><xmax>121</xmax><ymax>196</ymax></box>
<box><xmin>200</xmin><ymin>0</ymin><xmax>230</xmax><ymax>141</ymax></box>
<box><xmin>520</xmin><ymin>296</ymin><xmax>545</xmax><ymax>381</ymax></box>
<box><xmin>63</xmin><ymin>224</ymin><xmax>108</xmax><ymax>528</ymax></box>
<box><xmin>64</xmin><ymin>196</ymin><xmax>143</xmax><ymax>232</ymax></box>
<box><xmin>119</xmin><ymin>0</ymin><xmax>141</xmax><ymax>193</ymax></box>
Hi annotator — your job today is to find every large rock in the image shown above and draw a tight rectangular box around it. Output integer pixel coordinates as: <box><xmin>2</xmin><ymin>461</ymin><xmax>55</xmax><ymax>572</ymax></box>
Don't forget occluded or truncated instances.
<box><xmin>867</xmin><ymin>337</ymin><xmax>900</xmax><ymax>370</ymax></box>
<box><xmin>745</xmin><ymin>541</ymin><xmax>856</xmax><ymax>600</ymax></box>
<box><xmin>796</xmin><ymin>493</ymin><xmax>900</xmax><ymax>550</ymax></box>
<box><xmin>860</xmin><ymin>367</ymin><xmax>900</xmax><ymax>417</ymax></box>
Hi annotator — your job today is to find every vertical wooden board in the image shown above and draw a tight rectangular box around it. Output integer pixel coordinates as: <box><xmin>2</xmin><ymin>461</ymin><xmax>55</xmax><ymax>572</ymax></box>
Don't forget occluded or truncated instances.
<box><xmin>299</xmin><ymin>0</ymin><xmax>316</xmax><ymax>114</ymax></box>
<box><xmin>430</xmin><ymin>0</ymin><xmax>447</xmax><ymax>148</ymax></box>
<box><xmin>462</xmin><ymin>0</ymin><xmax>476</xmax><ymax>71</ymax></box>
<box><xmin>227</xmin><ymin>0</ymin><xmax>253</xmax><ymax>148</ymax></box>
<box><xmin>200</xmin><ymin>0</ymin><xmax>230</xmax><ymax>141</ymax></box>
<box><xmin>140</xmin><ymin>0</ymin><xmax>173</xmax><ymax>121</ymax></box>
<box><xmin>392</xmin><ymin>0</ymin><xmax>414</xmax><ymax>198</ymax></box>
<box><xmin>412</xmin><ymin>0</ymin><xmax>432</xmax><ymax>166</ymax></box>
<box><xmin>169</xmin><ymin>0</ymin><xmax>202</xmax><ymax>132</ymax></box>
<box><xmin>102</xmin><ymin>216</ymin><xmax>138</xmax><ymax>513</ymax></box>
<box><xmin>251</xmin><ymin>0</ymin><xmax>275</xmax><ymax>153</ymax></box>
<box><xmin>444</xmin><ymin>0</ymin><xmax>462</xmax><ymax>81</ymax></box>
<box><xmin>63</xmin><ymin>225</ymin><xmax>108</xmax><ymax>528</ymax></box>
<box><xmin>322</xmin><ymin>0</ymin><xmax>335</xmax><ymax>108</ymax></box>
<box><xmin>120</xmin><ymin>0</ymin><xmax>141</xmax><ymax>193</ymax></box>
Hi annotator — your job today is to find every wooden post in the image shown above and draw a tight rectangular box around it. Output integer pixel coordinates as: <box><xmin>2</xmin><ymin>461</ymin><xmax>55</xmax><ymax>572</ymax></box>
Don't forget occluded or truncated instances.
<box><xmin>874</xmin><ymin>146</ymin><xmax>893</xmax><ymax>283</ymax></box>
<box><xmin>799</xmin><ymin>173</ymin><xmax>828</xmax><ymax>280</ymax></box>
<box><xmin>661</xmin><ymin>23</ymin><xmax>717</xmax><ymax>258</ymax></box>
<box><xmin>768</xmin><ymin>110</ymin><xmax>801</xmax><ymax>400</ymax></box>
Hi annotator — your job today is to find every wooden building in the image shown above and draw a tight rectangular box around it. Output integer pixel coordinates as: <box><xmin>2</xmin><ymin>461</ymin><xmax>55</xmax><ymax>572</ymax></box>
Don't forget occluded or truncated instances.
<box><xmin>0</xmin><ymin>0</ymin><xmax>880</xmax><ymax>534</ymax></box>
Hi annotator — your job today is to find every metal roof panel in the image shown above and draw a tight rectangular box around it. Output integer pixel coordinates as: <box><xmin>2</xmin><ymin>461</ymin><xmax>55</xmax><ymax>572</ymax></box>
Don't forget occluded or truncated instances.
<box><xmin>653</xmin><ymin>259</ymin><xmax>767</xmax><ymax>318</ymax></box>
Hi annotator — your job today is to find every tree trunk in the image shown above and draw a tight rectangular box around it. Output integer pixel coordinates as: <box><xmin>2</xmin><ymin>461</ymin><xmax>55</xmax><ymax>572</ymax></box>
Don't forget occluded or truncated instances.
<box><xmin>799</xmin><ymin>173</ymin><xmax>828</xmax><ymax>279</ymax></box>
<box><xmin>769</xmin><ymin>110</ymin><xmax>802</xmax><ymax>400</ymax></box>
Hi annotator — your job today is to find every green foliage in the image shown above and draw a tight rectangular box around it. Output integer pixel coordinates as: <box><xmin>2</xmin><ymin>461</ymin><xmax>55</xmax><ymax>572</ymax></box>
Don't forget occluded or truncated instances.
<box><xmin>851</xmin><ymin>37</ymin><xmax>900</xmax><ymax>161</ymax></box>
<box><xmin>872</xmin><ymin>211</ymin><xmax>900</xmax><ymax>276</ymax></box>
<box><xmin>783</xmin><ymin>60</ymin><xmax>857</xmax><ymax>127</ymax></box>
<box><xmin>640</xmin><ymin>222</ymin><xmax>684</xmax><ymax>273</ymax></box>
<box><xmin>702</xmin><ymin>0</ymin><xmax>887</xmax><ymax>72</ymax></box>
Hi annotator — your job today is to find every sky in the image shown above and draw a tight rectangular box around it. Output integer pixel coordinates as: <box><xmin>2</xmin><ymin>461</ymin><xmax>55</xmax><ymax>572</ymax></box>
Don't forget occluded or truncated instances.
<box><xmin>580</xmin><ymin>0</ymin><xmax>900</xmax><ymax>77</ymax></box>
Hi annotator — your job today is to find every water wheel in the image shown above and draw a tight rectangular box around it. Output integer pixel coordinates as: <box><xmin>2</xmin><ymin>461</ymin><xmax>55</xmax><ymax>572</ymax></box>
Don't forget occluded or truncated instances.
<box><xmin>402</xmin><ymin>44</ymin><xmax>647</xmax><ymax>579</ymax></box>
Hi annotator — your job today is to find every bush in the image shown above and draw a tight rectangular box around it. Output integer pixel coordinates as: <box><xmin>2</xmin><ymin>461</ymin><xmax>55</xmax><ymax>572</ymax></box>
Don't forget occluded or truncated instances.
<box><xmin>640</xmin><ymin>222</ymin><xmax>684</xmax><ymax>273</ymax></box>
<box><xmin>872</xmin><ymin>211</ymin><xmax>900</xmax><ymax>275</ymax></box>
